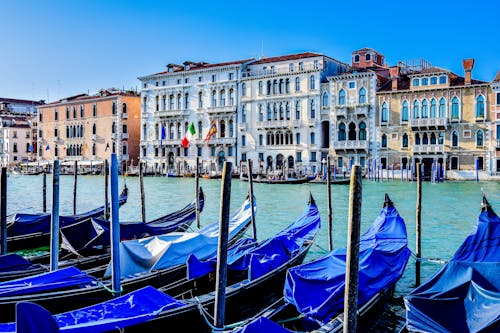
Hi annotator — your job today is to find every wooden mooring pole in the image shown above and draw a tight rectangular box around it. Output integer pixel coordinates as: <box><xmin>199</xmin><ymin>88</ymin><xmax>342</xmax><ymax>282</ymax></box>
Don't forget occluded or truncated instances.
<box><xmin>50</xmin><ymin>160</ymin><xmax>60</xmax><ymax>271</ymax></box>
<box><xmin>343</xmin><ymin>165</ymin><xmax>362</xmax><ymax>333</ymax></box>
<box><xmin>416</xmin><ymin>162</ymin><xmax>422</xmax><ymax>287</ymax></box>
<box><xmin>214</xmin><ymin>161</ymin><xmax>232</xmax><ymax>329</ymax></box>
<box><xmin>110</xmin><ymin>153</ymin><xmax>122</xmax><ymax>295</ymax></box>
<box><xmin>73</xmin><ymin>160</ymin><xmax>78</xmax><ymax>215</ymax></box>
<box><xmin>195</xmin><ymin>157</ymin><xmax>201</xmax><ymax>229</ymax></box>
<box><xmin>104</xmin><ymin>159</ymin><xmax>109</xmax><ymax>220</ymax></box>
<box><xmin>247</xmin><ymin>159</ymin><xmax>257</xmax><ymax>240</ymax></box>
<box><xmin>327</xmin><ymin>156</ymin><xmax>333</xmax><ymax>251</ymax></box>
<box><xmin>42</xmin><ymin>172</ymin><xmax>47</xmax><ymax>213</ymax></box>
<box><xmin>0</xmin><ymin>168</ymin><xmax>7</xmax><ymax>255</ymax></box>
<box><xmin>139</xmin><ymin>162</ymin><xmax>146</xmax><ymax>223</ymax></box>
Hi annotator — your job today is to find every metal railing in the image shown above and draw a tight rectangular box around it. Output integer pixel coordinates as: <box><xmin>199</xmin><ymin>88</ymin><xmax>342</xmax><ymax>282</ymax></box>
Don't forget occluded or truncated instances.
<box><xmin>412</xmin><ymin>144</ymin><xmax>445</xmax><ymax>153</ymax></box>
<box><xmin>410</xmin><ymin>117</ymin><xmax>448</xmax><ymax>128</ymax></box>
<box><xmin>333</xmin><ymin>140</ymin><xmax>369</xmax><ymax>150</ymax></box>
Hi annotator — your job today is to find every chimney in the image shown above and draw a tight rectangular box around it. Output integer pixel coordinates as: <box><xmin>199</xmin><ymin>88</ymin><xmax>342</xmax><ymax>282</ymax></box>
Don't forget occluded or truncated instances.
<box><xmin>462</xmin><ymin>58</ymin><xmax>475</xmax><ymax>85</ymax></box>
<box><xmin>389</xmin><ymin>66</ymin><xmax>400</xmax><ymax>91</ymax></box>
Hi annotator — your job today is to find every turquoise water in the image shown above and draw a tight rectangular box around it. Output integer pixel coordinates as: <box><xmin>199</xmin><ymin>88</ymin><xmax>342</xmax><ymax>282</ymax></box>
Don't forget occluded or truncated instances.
<box><xmin>6</xmin><ymin>174</ymin><xmax>500</xmax><ymax>296</ymax></box>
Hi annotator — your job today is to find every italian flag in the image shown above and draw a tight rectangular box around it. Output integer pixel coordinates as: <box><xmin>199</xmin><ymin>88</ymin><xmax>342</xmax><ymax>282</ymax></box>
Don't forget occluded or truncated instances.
<box><xmin>182</xmin><ymin>122</ymin><xmax>196</xmax><ymax>148</ymax></box>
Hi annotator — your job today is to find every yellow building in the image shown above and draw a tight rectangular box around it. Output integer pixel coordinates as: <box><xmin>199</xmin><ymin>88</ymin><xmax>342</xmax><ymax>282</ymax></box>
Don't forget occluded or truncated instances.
<box><xmin>37</xmin><ymin>89</ymin><xmax>141</xmax><ymax>171</ymax></box>
<box><xmin>376</xmin><ymin>59</ymin><xmax>491</xmax><ymax>179</ymax></box>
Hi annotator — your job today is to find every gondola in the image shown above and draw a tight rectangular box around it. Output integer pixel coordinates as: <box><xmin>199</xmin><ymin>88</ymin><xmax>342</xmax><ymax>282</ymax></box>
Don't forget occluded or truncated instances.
<box><xmin>9</xmin><ymin>193</ymin><xmax>320</xmax><ymax>333</ymax></box>
<box><xmin>405</xmin><ymin>195</ymin><xmax>500</xmax><ymax>332</ymax></box>
<box><xmin>0</xmin><ymin>189</ymin><xmax>206</xmax><ymax>282</ymax></box>
<box><xmin>6</xmin><ymin>187</ymin><xmax>129</xmax><ymax>252</ymax></box>
<box><xmin>0</xmin><ymin>196</ymin><xmax>254</xmax><ymax>322</ymax></box>
<box><xmin>310</xmin><ymin>178</ymin><xmax>350</xmax><ymax>185</ymax></box>
<box><xmin>225</xmin><ymin>194</ymin><xmax>410</xmax><ymax>333</ymax></box>
<box><xmin>240</xmin><ymin>175</ymin><xmax>313</xmax><ymax>185</ymax></box>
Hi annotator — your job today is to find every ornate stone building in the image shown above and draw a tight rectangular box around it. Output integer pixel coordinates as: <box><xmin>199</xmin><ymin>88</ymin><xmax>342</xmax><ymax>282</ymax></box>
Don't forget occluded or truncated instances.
<box><xmin>376</xmin><ymin>59</ymin><xmax>491</xmax><ymax>178</ymax></box>
<box><xmin>491</xmin><ymin>71</ymin><xmax>500</xmax><ymax>174</ymax></box>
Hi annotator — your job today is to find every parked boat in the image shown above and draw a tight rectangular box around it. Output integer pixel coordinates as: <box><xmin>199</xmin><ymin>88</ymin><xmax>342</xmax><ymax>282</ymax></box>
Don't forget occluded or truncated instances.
<box><xmin>310</xmin><ymin>178</ymin><xmax>350</xmax><ymax>185</ymax></box>
<box><xmin>225</xmin><ymin>194</ymin><xmax>410</xmax><ymax>333</ymax></box>
<box><xmin>6</xmin><ymin>187</ymin><xmax>129</xmax><ymax>251</ymax></box>
<box><xmin>240</xmin><ymin>175</ymin><xmax>313</xmax><ymax>185</ymax></box>
<box><xmin>405</xmin><ymin>195</ymin><xmax>500</xmax><ymax>332</ymax></box>
<box><xmin>9</xmin><ymin>193</ymin><xmax>319</xmax><ymax>332</ymax></box>
<box><xmin>0</xmin><ymin>196</ymin><xmax>254</xmax><ymax>322</ymax></box>
<box><xmin>0</xmin><ymin>189</ymin><xmax>206</xmax><ymax>282</ymax></box>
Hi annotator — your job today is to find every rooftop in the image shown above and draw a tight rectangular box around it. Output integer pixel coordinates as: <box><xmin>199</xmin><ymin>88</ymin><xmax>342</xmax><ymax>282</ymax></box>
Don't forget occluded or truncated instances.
<box><xmin>250</xmin><ymin>52</ymin><xmax>324</xmax><ymax>65</ymax></box>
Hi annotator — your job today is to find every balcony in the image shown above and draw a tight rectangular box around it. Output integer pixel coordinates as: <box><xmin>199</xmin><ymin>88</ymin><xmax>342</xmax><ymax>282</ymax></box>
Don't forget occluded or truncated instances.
<box><xmin>122</xmin><ymin>113</ymin><xmax>128</xmax><ymax>119</ymax></box>
<box><xmin>410</xmin><ymin>117</ymin><xmax>448</xmax><ymax>130</ymax></box>
<box><xmin>495</xmin><ymin>139</ymin><xmax>500</xmax><ymax>148</ymax></box>
<box><xmin>209</xmin><ymin>137</ymin><xmax>235</xmax><ymax>145</ymax></box>
<box><xmin>238</xmin><ymin>123</ymin><xmax>248</xmax><ymax>131</ymax></box>
<box><xmin>154</xmin><ymin>109</ymin><xmax>190</xmax><ymax>118</ymax></box>
<box><xmin>333</xmin><ymin>140</ymin><xmax>369</xmax><ymax>150</ymax></box>
<box><xmin>412</xmin><ymin>144</ymin><xmax>445</xmax><ymax>154</ymax></box>
<box><xmin>255</xmin><ymin>120</ymin><xmax>300</xmax><ymax>129</ymax></box>
<box><xmin>91</xmin><ymin>134</ymin><xmax>97</xmax><ymax>141</ymax></box>
<box><xmin>241</xmin><ymin>63</ymin><xmax>321</xmax><ymax>78</ymax></box>
<box><xmin>122</xmin><ymin>133</ymin><xmax>129</xmax><ymax>140</ymax></box>
<box><xmin>206</xmin><ymin>106</ymin><xmax>236</xmax><ymax>115</ymax></box>
<box><xmin>335</xmin><ymin>107</ymin><xmax>348</xmax><ymax>118</ymax></box>
<box><xmin>353</xmin><ymin>105</ymin><xmax>370</xmax><ymax>116</ymax></box>
<box><xmin>111</xmin><ymin>133</ymin><xmax>117</xmax><ymax>140</ymax></box>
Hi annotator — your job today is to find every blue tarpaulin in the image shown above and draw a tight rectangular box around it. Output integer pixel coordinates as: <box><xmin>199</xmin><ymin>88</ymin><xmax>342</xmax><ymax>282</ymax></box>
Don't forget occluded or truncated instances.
<box><xmin>284</xmin><ymin>203</ymin><xmax>410</xmax><ymax>324</ymax></box>
<box><xmin>405</xmin><ymin>202</ymin><xmax>500</xmax><ymax>332</ymax></box>
<box><xmin>0</xmin><ymin>254</ymin><xmax>34</xmax><ymax>272</ymax></box>
<box><xmin>187</xmin><ymin>201</ymin><xmax>320</xmax><ymax>281</ymax></box>
<box><xmin>7</xmin><ymin>190</ymin><xmax>127</xmax><ymax>237</ymax></box>
<box><xmin>0</xmin><ymin>266</ymin><xmax>96</xmax><ymax>297</ymax></box>
<box><xmin>231</xmin><ymin>317</ymin><xmax>294</xmax><ymax>333</ymax></box>
<box><xmin>104</xmin><ymin>197</ymin><xmax>255</xmax><ymax>278</ymax></box>
<box><xmin>1</xmin><ymin>286</ymin><xmax>185</xmax><ymax>333</ymax></box>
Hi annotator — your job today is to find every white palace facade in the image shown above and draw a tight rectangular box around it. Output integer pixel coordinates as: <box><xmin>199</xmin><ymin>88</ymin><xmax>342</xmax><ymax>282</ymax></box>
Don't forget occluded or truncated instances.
<box><xmin>139</xmin><ymin>52</ymin><xmax>348</xmax><ymax>175</ymax></box>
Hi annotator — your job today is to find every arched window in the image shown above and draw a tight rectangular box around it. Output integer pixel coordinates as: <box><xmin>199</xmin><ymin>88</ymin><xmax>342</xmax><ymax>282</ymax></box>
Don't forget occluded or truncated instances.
<box><xmin>184</xmin><ymin>93</ymin><xmax>189</xmax><ymax>109</ymax></box>
<box><xmin>122</xmin><ymin>103</ymin><xmax>127</xmax><ymax>113</ymax></box>
<box><xmin>310</xmin><ymin>132</ymin><xmax>315</xmax><ymax>145</ymax></box>
<box><xmin>439</xmin><ymin>98</ymin><xmax>446</xmax><ymax>117</ymax></box>
<box><xmin>220</xmin><ymin>90</ymin><xmax>226</xmax><ymax>106</ymax></box>
<box><xmin>322</xmin><ymin>92</ymin><xmax>328</xmax><ymax>107</ymax></box>
<box><xmin>452</xmin><ymin>130</ymin><xmax>458</xmax><ymax>147</ymax></box>
<box><xmin>273</xmin><ymin>103</ymin><xmax>278</xmax><ymax>120</ymax></box>
<box><xmin>476</xmin><ymin>130</ymin><xmax>484</xmax><ymax>147</ymax></box>
<box><xmin>258</xmin><ymin>81</ymin><xmax>263</xmax><ymax>95</ymax></box>
<box><xmin>241</xmin><ymin>83</ymin><xmax>246</xmax><ymax>97</ymax></box>
<box><xmin>295</xmin><ymin>101</ymin><xmax>301</xmax><ymax>120</ymax></box>
<box><xmin>169</xmin><ymin>123</ymin><xmax>174</xmax><ymax>140</ymax></box>
<box><xmin>273</xmin><ymin>80</ymin><xmax>278</xmax><ymax>94</ymax></box>
<box><xmin>229</xmin><ymin>120</ymin><xmax>234</xmax><ymax>137</ymax></box>
<box><xmin>402</xmin><ymin>133</ymin><xmax>409</xmax><ymax>147</ymax></box>
<box><xmin>430</xmin><ymin>98</ymin><xmax>437</xmax><ymax>118</ymax></box>
<box><xmin>296</xmin><ymin>133</ymin><xmax>301</xmax><ymax>144</ymax></box>
<box><xmin>415</xmin><ymin>133</ymin><xmax>421</xmax><ymax>145</ymax></box>
<box><xmin>92</xmin><ymin>123</ymin><xmax>96</xmax><ymax>135</ymax></box>
<box><xmin>143</xmin><ymin>123</ymin><xmax>147</xmax><ymax>139</ymax></box>
<box><xmin>198</xmin><ymin>121</ymin><xmax>202</xmax><ymax>139</ymax></box>
<box><xmin>258</xmin><ymin>134</ymin><xmax>263</xmax><ymax>146</ymax></box>
<box><xmin>279</xmin><ymin>103</ymin><xmax>284</xmax><ymax>120</ymax></box>
<box><xmin>359</xmin><ymin>87</ymin><xmax>366</xmax><ymax>104</ymax></box>
<box><xmin>198</xmin><ymin>92</ymin><xmax>203</xmax><ymax>108</ymax></box>
<box><xmin>220</xmin><ymin>120</ymin><xmax>226</xmax><ymax>138</ymax></box>
<box><xmin>423</xmin><ymin>133</ymin><xmax>429</xmax><ymax>145</ymax></box>
<box><xmin>430</xmin><ymin>133</ymin><xmax>437</xmax><ymax>144</ymax></box>
<box><xmin>348</xmin><ymin>122</ymin><xmax>356</xmax><ymax>140</ymax></box>
<box><xmin>438</xmin><ymin>132</ymin><xmax>444</xmax><ymax>144</ymax></box>
<box><xmin>354</xmin><ymin>54</ymin><xmax>360</xmax><ymax>62</ymax></box>
<box><xmin>365</xmin><ymin>53</ymin><xmax>371</xmax><ymax>61</ymax></box>
<box><xmin>310</xmin><ymin>75</ymin><xmax>316</xmax><ymax>90</ymax></box>
<box><xmin>279</xmin><ymin>79</ymin><xmax>284</xmax><ymax>94</ymax></box>
<box><xmin>112</xmin><ymin>122</ymin><xmax>116</xmax><ymax>134</ymax></box>
<box><xmin>413</xmin><ymin>100</ymin><xmax>420</xmax><ymax>119</ymax></box>
<box><xmin>177</xmin><ymin>93</ymin><xmax>181</xmax><ymax>110</ymax></box>
<box><xmin>266</xmin><ymin>132</ymin><xmax>271</xmax><ymax>145</ymax></box>
<box><xmin>422</xmin><ymin>100</ymin><xmax>428</xmax><ymax>118</ymax></box>
<box><xmin>381</xmin><ymin>133</ymin><xmax>387</xmax><ymax>147</ymax></box>
<box><xmin>295</xmin><ymin>77</ymin><xmax>300</xmax><ymax>92</ymax></box>
<box><xmin>211</xmin><ymin>90</ymin><xmax>217</xmax><ymax>107</ymax></box>
<box><xmin>381</xmin><ymin>102</ymin><xmax>388</xmax><ymax>122</ymax></box>
<box><xmin>310</xmin><ymin>100</ymin><xmax>315</xmax><ymax>119</ymax></box>
<box><xmin>169</xmin><ymin>95</ymin><xmax>174</xmax><ymax>110</ymax></box>
<box><xmin>285</xmin><ymin>79</ymin><xmax>290</xmax><ymax>93</ymax></box>
<box><xmin>359</xmin><ymin>122</ymin><xmax>366</xmax><ymax>140</ymax></box>
<box><xmin>92</xmin><ymin>143</ymin><xmax>96</xmax><ymax>156</ymax></box>
<box><xmin>267</xmin><ymin>103</ymin><xmax>272</xmax><ymax>121</ymax></box>
<box><xmin>80</xmin><ymin>106</ymin><xmax>84</xmax><ymax>118</ymax></box>
<box><xmin>402</xmin><ymin>101</ymin><xmax>409</xmax><ymax>121</ymax></box>
<box><xmin>112</xmin><ymin>102</ymin><xmax>116</xmax><ymax>115</ymax></box>
<box><xmin>259</xmin><ymin>104</ymin><xmax>264</xmax><ymax>121</ymax></box>
<box><xmin>229</xmin><ymin>89</ymin><xmax>234</xmax><ymax>106</ymax></box>
<box><xmin>241</xmin><ymin>105</ymin><xmax>247</xmax><ymax>123</ymax></box>
<box><xmin>285</xmin><ymin>102</ymin><xmax>290</xmax><ymax>120</ymax></box>
<box><xmin>338</xmin><ymin>123</ymin><xmax>346</xmax><ymax>141</ymax></box>
<box><xmin>338</xmin><ymin>89</ymin><xmax>346</xmax><ymax>105</ymax></box>
<box><xmin>451</xmin><ymin>97</ymin><xmax>459</xmax><ymax>119</ymax></box>
<box><xmin>476</xmin><ymin>95</ymin><xmax>485</xmax><ymax>118</ymax></box>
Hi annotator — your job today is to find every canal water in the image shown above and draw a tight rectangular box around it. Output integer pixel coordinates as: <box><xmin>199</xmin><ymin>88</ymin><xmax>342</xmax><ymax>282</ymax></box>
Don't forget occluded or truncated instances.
<box><xmin>6</xmin><ymin>174</ymin><xmax>500</xmax><ymax>297</ymax></box>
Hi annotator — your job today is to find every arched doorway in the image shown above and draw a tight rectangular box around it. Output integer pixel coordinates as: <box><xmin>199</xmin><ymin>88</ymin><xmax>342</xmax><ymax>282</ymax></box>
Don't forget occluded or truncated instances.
<box><xmin>168</xmin><ymin>152</ymin><xmax>175</xmax><ymax>169</ymax></box>
<box><xmin>276</xmin><ymin>154</ymin><xmax>284</xmax><ymax>171</ymax></box>
<box><xmin>218</xmin><ymin>150</ymin><xmax>226</xmax><ymax>170</ymax></box>
<box><xmin>348</xmin><ymin>122</ymin><xmax>356</xmax><ymax>140</ymax></box>
<box><xmin>321</xmin><ymin>121</ymin><xmax>330</xmax><ymax>148</ymax></box>
<box><xmin>266</xmin><ymin>156</ymin><xmax>273</xmax><ymax>172</ymax></box>
<box><xmin>287</xmin><ymin>156</ymin><xmax>294</xmax><ymax>169</ymax></box>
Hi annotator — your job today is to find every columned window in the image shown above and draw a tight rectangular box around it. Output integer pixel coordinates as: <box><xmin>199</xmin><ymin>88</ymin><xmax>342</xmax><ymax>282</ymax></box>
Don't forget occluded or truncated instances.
<box><xmin>359</xmin><ymin>87</ymin><xmax>366</xmax><ymax>104</ymax></box>
<box><xmin>402</xmin><ymin>101</ymin><xmax>409</xmax><ymax>121</ymax></box>
<box><xmin>451</xmin><ymin>97</ymin><xmax>459</xmax><ymax>119</ymax></box>
<box><xmin>476</xmin><ymin>95</ymin><xmax>485</xmax><ymax>118</ymax></box>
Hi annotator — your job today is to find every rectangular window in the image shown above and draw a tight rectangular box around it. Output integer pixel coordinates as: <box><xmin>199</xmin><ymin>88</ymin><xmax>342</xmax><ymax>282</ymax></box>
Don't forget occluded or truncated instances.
<box><xmin>54</xmin><ymin>109</ymin><xmax>58</xmax><ymax>120</ymax></box>
<box><xmin>184</xmin><ymin>78</ymin><xmax>189</xmax><ymax>84</ymax></box>
<box><xmin>198</xmin><ymin>76</ymin><xmax>202</xmax><ymax>82</ymax></box>
<box><xmin>413</xmin><ymin>79</ymin><xmax>420</xmax><ymax>87</ymax></box>
<box><xmin>142</xmin><ymin>147</ymin><xmax>146</xmax><ymax>157</ymax></box>
<box><xmin>241</xmin><ymin>153</ymin><xmax>247</xmax><ymax>162</ymax></box>
<box><xmin>314</xmin><ymin>60</ymin><xmax>319</xmax><ymax>69</ymax></box>
<box><xmin>360</xmin><ymin>156</ymin><xmax>366</xmax><ymax>167</ymax></box>
<box><xmin>155</xmin><ymin>82</ymin><xmax>159</xmax><ymax>87</ymax></box>
<box><xmin>154</xmin><ymin>148</ymin><xmax>159</xmax><ymax>157</ymax></box>
<box><xmin>211</xmin><ymin>74</ymin><xmax>216</xmax><ymax>82</ymax></box>
<box><xmin>430</xmin><ymin>77</ymin><xmax>437</xmax><ymax>85</ymax></box>
<box><xmin>338</xmin><ymin>156</ymin><xmax>343</xmax><ymax>167</ymax></box>
<box><xmin>348</xmin><ymin>82</ymin><xmax>355</xmax><ymax>89</ymax></box>
<box><xmin>497</xmin><ymin>124</ymin><xmax>500</xmax><ymax>140</ymax></box>
<box><xmin>177</xmin><ymin>79</ymin><xmax>181</xmax><ymax>85</ymax></box>
<box><xmin>258</xmin><ymin>153</ymin><xmax>264</xmax><ymax>162</ymax></box>
<box><xmin>184</xmin><ymin>148</ymin><xmax>188</xmax><ymax>156</ymax></box>
<box><xmin>228</xmin><ymin>147</ymin><xmax>233</xmax><ymax>156</ymax></box>
<box><xmin>296</xmin><ymin>151</ymin><xmax>302</xmax><ymax>162</ymax></box>
<box><xmin>381</xmin><ymin>157</ymin><xmax>387</xmax><ymax>169</ymax></box>
<box><xmin>289</xmin><ymin>63</ymin><xmax>294</xmax><ymax>72</ymax></box>
<box><xmin>197</xmin><ymin>147</ymin><xmax>202</xmax><ymax>157</ymax></box>
<box><xmin>211</xmin><ymin>147</ymin><xmax>216</xmax><ymax>156</ymax></box>
<box><xmin>298</xmin><ymin>62</ymin><xmax>304</xmax><ymax>70</ymax></box>
<box><xmin>497</xmin><ymin>93</ymin><xmax>500</xmax><ymax>105</ymax></box>
<box><xmin>450</xmin><ymin>156</ymin><xmax>459</xmax><ymax>170</ymax></box>
<box><xmin>162</xmin><ymin>81</ymin><xmax>166</xmax><ymax>86</ymax></box>
<box><xmin>439</xmin><ymin>76</ymin><xmax>447</xmax><ymax>84</ymax></box>
<box><xmin>229</xmin><ymin>73</ymin><xmax>234</xmax><ymax>80</ymax></box>
<box><xmin>310</xmin><ymin>151</ymin><xmax>316</xmax><ymax>162</ymax></box>
<box><xmin>421</xmin><ymin>78</ymin><xmax>429</xmax><ymax>86</ymax></box>
<box><xmin>241</xmin><ymin>135</ymin><xmax>246</xmax><ymax>146</ymax></box>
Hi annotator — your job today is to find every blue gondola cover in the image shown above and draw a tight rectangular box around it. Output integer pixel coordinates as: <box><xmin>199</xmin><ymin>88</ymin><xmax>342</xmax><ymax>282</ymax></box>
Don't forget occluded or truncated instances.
<box><xmin>2</xmin><ymin>286</ymin><xmax>184</xmax><ymax>333</ymax></box>
<box><xmin>231</xmin><ymin>317</ymin><xmax>294</xmax><ymax>333</ymax></box>
<box><xmin>187</xmin><ymin>201</ymin><xmax>320</xmax><ymax>281</ymax></box>
<box><xmin>284</xmin><ymin>203</ymin><xmax>410</xmax><ymax>324</ymax></box>
<box><xmin>0</xmin><ymin>254</ymin><xmax>34</xmax><ymax>272</ymax></box>
<box><xmin>405</xmin><ymin>203</ymin><xmax>500</xmax><ymax>332</ymax></box>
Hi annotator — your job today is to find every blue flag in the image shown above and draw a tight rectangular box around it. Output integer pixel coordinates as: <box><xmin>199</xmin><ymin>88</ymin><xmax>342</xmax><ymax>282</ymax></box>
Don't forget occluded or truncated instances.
<box><xmin>161</xmin><ymin>124</ymin><xmax>166</xmax><ymax>146</ymax></box>
<box><xmin>28</xmin><ymin>145</ymin><xmax>34</xmax><ymax>152</ymax></box>
<box><xmin>45</xmin><ymin>145</ymin><xmax>50</xmax><ymax>151</ymax></box>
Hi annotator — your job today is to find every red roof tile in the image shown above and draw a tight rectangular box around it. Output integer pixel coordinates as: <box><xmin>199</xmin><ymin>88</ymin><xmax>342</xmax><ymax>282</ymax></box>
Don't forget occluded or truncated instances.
<box><xmin>250</xmin><ymin>52</ymin><xmax>323</xmax><ymax>65</ymax></box>
<box><xmin>493</xmin><ymin>70</ymin><xmax>500</xmax><ymax>82</ymax></box>
<box><xmin>151</xmin><ymin>59</ymin><xmax>255</xmax><ymax>76</ymax></box>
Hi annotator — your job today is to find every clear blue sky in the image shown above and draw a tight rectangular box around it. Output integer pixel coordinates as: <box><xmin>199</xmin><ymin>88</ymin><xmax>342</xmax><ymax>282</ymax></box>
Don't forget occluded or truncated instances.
<box><xmin>1</xmin><ymin>0</ymin><xmax>499</xmax><ymax>101</ymax></box>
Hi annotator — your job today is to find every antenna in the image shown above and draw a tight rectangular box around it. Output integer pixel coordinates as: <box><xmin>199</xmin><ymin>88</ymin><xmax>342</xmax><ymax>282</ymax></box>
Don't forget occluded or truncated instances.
<box><xmin>260</xmin><ymin>40</ymin><xmax>264</xmax><ymax>60</ymax></box>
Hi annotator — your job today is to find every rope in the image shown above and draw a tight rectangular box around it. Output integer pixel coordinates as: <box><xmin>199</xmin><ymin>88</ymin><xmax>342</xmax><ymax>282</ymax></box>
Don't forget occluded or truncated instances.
<box><xmin>410</xmin><ymin>250</ymin><xmax>449</xmax><ymax>264</ymax></box>
<box><xmin>92</xmin><ymin>276</ymin><xmax>123</xmax><ymax>294</ymax></box>
<box><xmin>312</xmin><ymin>242</ymin><xmax>330</xmax><ymax>254</ymax></box>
